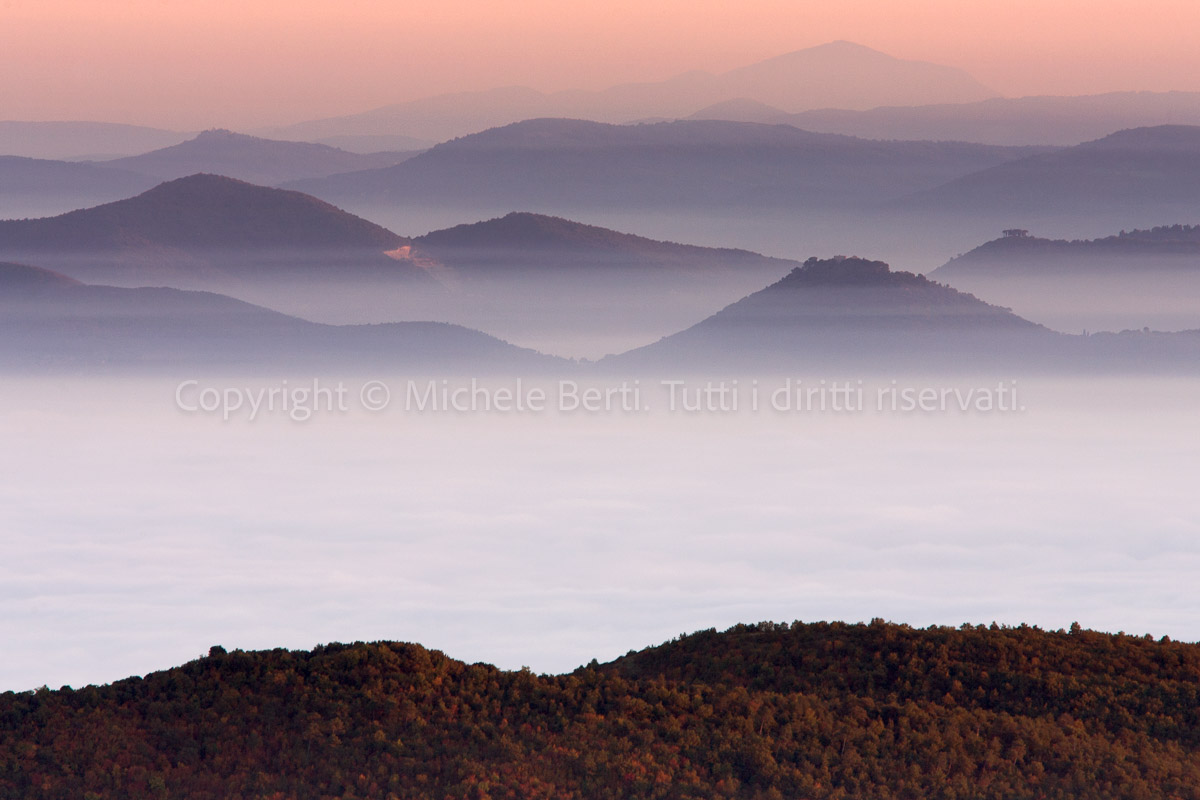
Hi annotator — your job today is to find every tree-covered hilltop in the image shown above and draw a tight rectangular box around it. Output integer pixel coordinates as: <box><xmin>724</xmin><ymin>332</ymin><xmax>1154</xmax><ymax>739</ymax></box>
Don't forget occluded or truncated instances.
<box><xmin>2</xmin><ymin>621</ymin><xmax>1199</xmax><ymax>800</ymax></box>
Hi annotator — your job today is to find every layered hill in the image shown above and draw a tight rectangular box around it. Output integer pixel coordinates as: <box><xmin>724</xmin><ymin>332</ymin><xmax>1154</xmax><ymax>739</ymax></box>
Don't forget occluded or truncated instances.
<box><xmin>905</xmin><ymin>125</ymin><xmax>1200</xmax><ymax>217</ymax></box>
<box><xmin>0</xmin><ymin>120</ymin><xmax>188</xmax><ymax>160</ymax></box>
<box><xmin>0</xmin><ymin>156</ymin><xmax>158</xmax><ymax>219</ymax></box>
<box><xmin>0</xmin><ymin>262</ymin><xmax>553</xmax><ymax>372</ymax></box>
<box><xmin>103</xmin><ymin>129</ymin><xmax>418</xmax><ymax>185</ymax></box>
<box><xmin>268</xmin><ymin>41</ymin><xmax>997</xmax><ymax>144</ymax></box>
<box><xmin>1</xmin><ymin>620</ymin><xmax>1198</xmax><ymax>799</ymax></box>
<box><xmin>0</xmin><ymin>174</ymin><xmax>426</xmax><ymax>288</ymax></box>
<box><xmin>377</xmin><ymin>212</ymin><xmax>800</xmax><ymax>359</ymax></box>
<box><xmin>612</xmin><ymin>256</ymin><xmax>1059</xmax><ymax>371</ymax></box>
<box><xmin>412</xmin><ymin>211</ymin><xmax>794</xmax><ymax>276</ymax></box>
<box><xmin>699</xmin><ymin>91</ymin><xmax>1200</xmax><ymax>146</ymax></box>
<box><xmin>288</xmin><ymin>118</ymin><xmax>1043</xmax><ymax>214</ymax></box>
<box><xmin>929</xmin><ymin>225</ymin><xmax>1200</xmax><ymax>334</ymax></box>
<box><xmin>935</xmin><ymin>224</ymin><xmax>1200</xmax><ymax>278</ymax></box>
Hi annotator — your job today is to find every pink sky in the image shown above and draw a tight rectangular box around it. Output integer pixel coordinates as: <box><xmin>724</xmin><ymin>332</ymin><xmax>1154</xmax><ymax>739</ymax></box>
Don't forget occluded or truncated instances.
<box><xmin>3</xmin><ymin>0</ymin><xmax>1199</xmax><ymax>129</ymax></box>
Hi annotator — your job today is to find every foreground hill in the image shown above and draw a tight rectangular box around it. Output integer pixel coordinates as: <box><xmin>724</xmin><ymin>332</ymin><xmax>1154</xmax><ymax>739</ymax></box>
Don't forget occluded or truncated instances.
<box><xmin>287</xmin><ymin>118</ymin><xmax>1041</xmax><ymax>214</ymax></box>
<box><xmin>268</xmin><ymin>41</ymin><xmax>996</xmax><ymax>144</ymax></box>
<box><xmin>0</xmin><ymin>262</ymin><xmax>553</xmax><ymax>371</ymax></box>
<box><xmin>930</xmin><ymin>225</ymin><xmax>1200</xmax><ymax>334</ymax></box>
<box><xmin>1</xmin><ymin>620</ymin><xmax>1198</xmax><ymax>799</ymax></box>
<box><xmin>0</xmin><ymin>174</ymin><xmax>426</xmax><ymax>288</ymax></box>
<box><xmin>103</xmin><ymin>129</ymin><xmax>418</xmax><ymax>185</ymax></box>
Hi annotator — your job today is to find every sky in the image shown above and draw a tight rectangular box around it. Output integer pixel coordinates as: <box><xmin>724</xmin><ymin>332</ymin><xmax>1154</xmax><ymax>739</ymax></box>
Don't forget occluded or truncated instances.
<box><xmin>3</xmin><ymin>0</ymin><xmax>1200</xmax><ymax>129</ymax></box>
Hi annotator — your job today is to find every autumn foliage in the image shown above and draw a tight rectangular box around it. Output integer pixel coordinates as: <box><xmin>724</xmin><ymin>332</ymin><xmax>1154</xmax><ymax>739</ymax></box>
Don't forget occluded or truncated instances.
<box><xmin>2</xmin><ymin>620</ymin><xmax>1198</xmax><ymax>799</ymax></box>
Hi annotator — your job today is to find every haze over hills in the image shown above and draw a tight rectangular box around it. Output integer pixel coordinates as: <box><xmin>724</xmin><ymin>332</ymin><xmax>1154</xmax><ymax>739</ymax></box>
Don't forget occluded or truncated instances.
<box><xmin>412</xmin><ymin>211</ymin><xmax>794</xmax><ymax>276</ymax></box>
<box><xmin>612</xmin><ymin>256</ymin><xmax>1060</xmax><ymax>371</ymax></box>
<box><xmin>615</xmin><ymin>255</ymin><xmax>1200</xmax><ymax>372</ymax></box>
<box><xmin>372</xmin><ymin>211</ymin><xmax>801</xmax><ymax>358</ymax></box>
<box><xmin>930</xmin><ymin>224</ymin><xmax>1200</xmax><ymax>334</ymax></box>
<box><xmin>0</xmin><ymin>156</ymin><xmax>159</xmax><ymax>220</ymax></box>
<box><xmin>0</xmin><ymin>174</ymin><xmax>424</xmax><ymax>289</ymax></box>
<box><xmin>904</xmin><ymin>125</ymin><xmax>1200</xmax><ymax>218</ymax></box>
<box><xmin>101</xmin><ymin>129</ymin><xmax>420</xmax><ymax>186</ymax></box>
<box><xmin>287</xmin><ymin>118</ymin><xmax>1045</xmax><ymax>217</ymax></box>
<box><xmin>0</xmin><ymin>261</ymin><xmax>554</xmax><ymax>372</ymax></box>
<box><xmin>693</xmin><ymin>91</ymin><xmax>1200</xmax><ymax>146</ymax></box>
<box><xmin>266</xmin><ymin>41</ymin><xmax>997</xmax><ymax>144</ymax></box>
<box><xmin>0</xmin><ymin>121</ymin><xmax>189</xmax><ymax>160</ymax></box>
<box><xmin>3</xmin><ymin>621</ymin><xmax>1200</xmax><ymax>799</ymax></box>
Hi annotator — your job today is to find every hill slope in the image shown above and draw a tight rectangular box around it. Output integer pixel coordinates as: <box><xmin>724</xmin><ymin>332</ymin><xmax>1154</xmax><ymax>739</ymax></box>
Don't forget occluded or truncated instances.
<box><xmin>929</xmin><ymin>225</ymin><xmax>1200</xmax><ymax>334</ymax></box>
<box><xmin>0</xmin><ymin>262</ymin><xmax>553</xmax><ymax>371</ymax></box>
<box><xmin>1</xmin><ymin>621</ymin><xmax>1197</xmax><ymax>799</ymax></box>
<box><xmin>412</xmin><ymin>211</ymin><xmax>793</xmax><ymax>275</ymax></box>
<box><xmin>905</xmin><ymin>125</ymin><xmax>1200</xmax><ymax>216</ymax></box>
<box><xmin>376</xmin><ymin>212</ymin><xmax>800</xmax><ymax>359</ymax></box>
<box><xmin>288</xmin><ymin>118</ymin><xmax>1041</xmax><ymax>213</ymax></box>
<box><xmin>103</xmin><ymin>129</ymin><xmax>416</xmax><ymax>185</ymax></box>
<box><xmin>0</xmin><ymin>156</ymin><xmax>158</xmax><ymax>219</ymax></box>
<box><xmin>612</xmin><ymin>256</ymin><xmax>1058</xmax><ymax>371</ymax></box>
<box><xmin>783</xmin><ymin>91</ymin><xmax>1200</xmax><ymax>146</ymax></box>
<box><xmin>0</xmin><ymin>174</ymin><xmax>423</xmax><ymax>287</ymax></box>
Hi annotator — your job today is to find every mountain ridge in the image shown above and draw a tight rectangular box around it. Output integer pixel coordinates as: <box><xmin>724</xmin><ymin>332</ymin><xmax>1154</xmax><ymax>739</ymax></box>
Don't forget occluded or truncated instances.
<box><xmin>901</xmin><ymin>124</ymin><xmax>1200</xmax><ymax>215</ymax></box>
<box><xmin>265</xmin><ymin>42</ymin><xmax>997</xmax><ymax>144</ymax></box>
<box><xmin>287</xmin><ymin>118</ymin><xmax>1045</xmax><ymax>213</ymax></box>
<box><xmin>102</xmin><ymin>129</ymin><xmax>418</xmax><ymax>185</ymax></box>
<box><xmin>1</xmin><ymin>620</ymin><xmax>1197</xmax><ymax>799</ymax></box>
<box><xmin>0</xmin><ymin>264</ymin><xmax>556</xmax><ymax>371</ymax></box>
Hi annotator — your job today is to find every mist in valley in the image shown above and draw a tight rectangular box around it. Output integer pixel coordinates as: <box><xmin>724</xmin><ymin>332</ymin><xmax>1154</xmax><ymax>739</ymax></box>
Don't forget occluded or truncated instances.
<box><xmin>2</xmin><ymin>372</ymin><xmax>1197</xmax><ymax>693</ymax></box>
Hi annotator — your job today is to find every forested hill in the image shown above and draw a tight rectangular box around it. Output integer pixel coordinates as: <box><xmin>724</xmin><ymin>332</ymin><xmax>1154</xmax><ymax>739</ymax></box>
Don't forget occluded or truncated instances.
<box><xmin>2</xmin><ymin>621</ymin><xmax>1199</xmax><ymax>800</ymax></box>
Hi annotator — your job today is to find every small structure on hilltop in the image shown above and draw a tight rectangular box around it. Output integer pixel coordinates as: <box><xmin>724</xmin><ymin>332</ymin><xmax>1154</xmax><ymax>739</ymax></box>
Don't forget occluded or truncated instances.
<box><xmin>1002</xmin><ymin>228</ymin><xmax>1031</xmax><ymax>238</ymax></box>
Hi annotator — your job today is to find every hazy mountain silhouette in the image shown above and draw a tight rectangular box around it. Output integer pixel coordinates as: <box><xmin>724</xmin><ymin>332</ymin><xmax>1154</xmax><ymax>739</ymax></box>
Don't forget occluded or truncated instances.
<box><xmin>930</xmin><ymin>224</ymin><xmax>1200</xmax><ymax>334</ymax></box>
<box><xmin>782</xmin><ymin>91</ymin><xmax>1200</xmax><ymax>146</ymax></box>
<box><xmin>0</xmin><ymin>174</ymin><xmax>426</xmax><ymax>288</ymax></box>
<box><xmin>267</xmin><ymin>42</ymin><xmax>996</xmax><ymax>144</ymax></box>
<box><xmin>359</xmin><ymin>212</ymin><xmax>801</xmax><ymax>359</ymax></box>
<box><xmin>104</xmin><ymin>129</ymin><xmax>418</xmax><ymax>185</ymax></box>
<box><xmin>288</xmin><ymin>118</ymin><xmax>1041</xmax><ymax>214</ymax></box>
<box><xmin>0</xmin><ymin>261</ymin><xmax>555</xmax><ymax>372</ymax></box>
<box><xmin>0</xmin><ymin>155</ymin><xmax>158</xmax><ymax>219</ymax></box>
<box><xmin>686</xmin><ymin>98</ymin><xmax>796</xmax><ymax>124</ymax></box>
<box><xmin>610</xmin><ymin>256</ymin><xmax>1058</xmax><ymax>371</ymax></box>
<box><xmin>308</xmin><ymin>133</ymin><xmax>434</xmax><ymax>153</ymax></box>
<box><xmin>0</xmin><ymin>261</ymin><xmax>82</xmax><ymax>289</ymax></box>
<box><xmin>904</xmin><ymin>125</ymin><xmax>1200</xmax><ymax>217</ymax></box>
<box><xmin>0</xmin><ymin>120</ymin><xmax>189</xmax><ymax>160</ymax></box>
<box><xmin>611</xmin><ymin>255</ymin><xmax>1200</xmax><ymax>372</ymax></box>
<box><xmin>936</xmin><ymin>224</ymin><xmax>1200</xmax><ymax>278</ymax></box>
<box><xmin>412</xmin><ymin>211</ymin><xmax>795</xmax><ymax>275</ymax></box>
